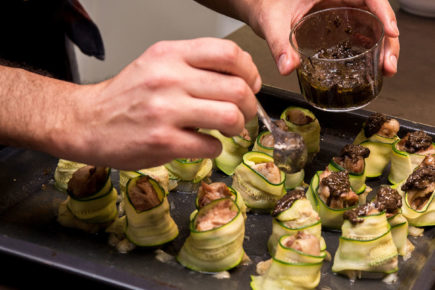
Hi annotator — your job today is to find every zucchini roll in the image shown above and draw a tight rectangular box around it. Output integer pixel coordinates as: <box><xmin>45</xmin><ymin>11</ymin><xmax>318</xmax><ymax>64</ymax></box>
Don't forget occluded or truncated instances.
<box><xmin>396</xmin><ymin>155</ymin><xmax>435</xmax><ymax>228</ymax></box>
<box><xmin>253</xmin><ymin>130</ymin><xmax>304</xmax><ymax>190</ymax></box>
<box><xmin>267</xmin><ymin>189</ymin><xmax>325</xmax><ymax>256</ymax></box>
<box><xmin>54</xmin><ymin>159</ymin><xmax>87</xmax><ymax>191</ymax></box>
<box><xmin>232</xmin><ymin>151</ymin><xmax>286</xmax><ymax>212</ymax></box>
<box><xmin>165</xmin><ymin>158</ymin><xmax>212</xmax><ymax>183</ymax></box>
<box><xmin>353</xmin><ymin>113</ymin><xmax>400</xmax><ymax>178</ymax></box>
<box><xmin>201</xmin><ymin>117</ymin><xmax>258</xmax><ymax>176</ymax></box>
<box><xmin>389</xmin><ymin>130</ymin><xmax>435</xmax><ymax>184</ymax></box>
<box><xmin>196</xmin><ymin>181</ymin><xmax>246</xmax><ymax>218</ymax></box>
<box><xmin>374</xmin><ymin>185</ymin><xmax>414</xmax><ymax>258</ymax></box>
<box><xmin>177</xmin><ymin>198</ymin><xmax>245</xmax><ymax>272</ymax></box>
<box><xmin>124</xmin><ymin>175</ymin><xmax>178</xmax><ymax>247</ymax></box>
<box><xmin>119</xmin><ymin>166</ymin><xmax>172</xmax><ymax>196</ymax></box>
<box><xmin>205</xmin><ymin>128</ymin><xmax>253</xmax><ymax>175</ymax></box>
<box><xmin>279</xmin><ymin>106</ymin><xmax>321</xmax><ymax>162</ymax></box>
<box><xmin>328</xmin><ymin>144</ymin><xmax>370</xmax><ymax>195</ymax></box>
<box><xmin>57</xmin><ymin>166</ymin><xmax>118</xmax><ymax>233</ymax></box>
<box><xmin>332</xmin><ymin>203</ymin><xmax>398</xmax><ymax>280</ymax></box>
<box><xmin>252</xmin><ymin>232</ymin><xmax>325</xmax><ymax>290</ymax></box>
<box><xmin>306</xmin><ymin>170</ymin><xmax>360</xmax><ymax>229</ymax></box>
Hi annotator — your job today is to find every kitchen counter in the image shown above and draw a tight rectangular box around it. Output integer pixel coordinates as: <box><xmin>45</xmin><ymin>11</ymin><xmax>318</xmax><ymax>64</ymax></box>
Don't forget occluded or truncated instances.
<box><xmin>226</xmin><ymin>8</ymin><xmax>435</xmax><ymax>126</ymax></box>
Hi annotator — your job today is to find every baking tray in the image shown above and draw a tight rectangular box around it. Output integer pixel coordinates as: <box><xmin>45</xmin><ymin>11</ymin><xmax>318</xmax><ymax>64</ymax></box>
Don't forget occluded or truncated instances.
<box><xmin>0</xmin><ymin>85</ymin><xmax>433</xmax><ymax>289</ymax></box>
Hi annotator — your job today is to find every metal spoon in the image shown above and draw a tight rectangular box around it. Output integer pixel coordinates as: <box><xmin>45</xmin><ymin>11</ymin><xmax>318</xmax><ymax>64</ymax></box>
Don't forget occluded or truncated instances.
<box><xmin>256</xmin><ymin>101</ymin><xmax>307</xmax><ymax>174</ymax></box>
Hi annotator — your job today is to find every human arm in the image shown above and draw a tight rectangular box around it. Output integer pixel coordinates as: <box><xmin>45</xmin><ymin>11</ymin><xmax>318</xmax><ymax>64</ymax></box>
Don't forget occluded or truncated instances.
<box><xmin>195</xmin><ymin>0</ymin><xmax>400</xmax><ymax>76</ymax></box>
<box><xmin>0</xmin><ymin>37</ymin><xmax>260</xmax><ymax>170</ymax></box>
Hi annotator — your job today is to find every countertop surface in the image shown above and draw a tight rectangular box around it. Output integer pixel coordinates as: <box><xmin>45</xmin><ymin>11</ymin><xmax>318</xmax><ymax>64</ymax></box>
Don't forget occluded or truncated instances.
<box><xmin>226</xmin><ymin>8</ymin><xmax>435</xmax><ymax>126</ymax></box>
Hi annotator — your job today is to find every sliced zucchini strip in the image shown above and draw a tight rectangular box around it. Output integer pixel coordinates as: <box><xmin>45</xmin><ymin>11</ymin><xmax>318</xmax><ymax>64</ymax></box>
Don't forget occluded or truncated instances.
<box><xmin>353</xmin><ymin>129</ymin><xmax>399</xmax><ymax>178</ymax></box>
<box><xmin>165</xmin><ymin>158</ymin><xmax>212</xmax><ymax>183</ymax></box>
<box><xmin>66</xmin><ymin>168</ymin><xmax>118</xmax><ymax>224</ymax></box>
<box><xmin>252</xmin><ymin>234</ymin><xmax>325</xmax><ymax>290</ymax></box>
<box><xmin>253</xmin><ymin>131</ymin><xmax>304</xmax><ymax>190</ymax></box>
<box><xmin>177</xmin><ymin>198</ymin><xmax>245</xmax><ymax>272</ymax></box>
<box><xmin>388</xmin><ymin>140</ymin><xmax>432</xmax><ymax>184</ymax></box>
<box><xmin>388</xmin><ymin>212</ymin><xmax>412</xmax><ymax>257</ymax></box>
<box><xmin>204</xmin><ymin>129</ymin><xmax>252</xmax><ymax>175</ymax></box>
<box><xmin>280</xmin><ymin>106</ymin><xmax>321</xmax><ymax>161</ymax></box>
<box><xmin>267</xmin><ymin>198</ymin><xmax>324</xmax><ymax>256</ymax></box>
<box><xmin>124</xmin><ymin>176</ymin><xmax>178</xmax><ymax>247</ymax></box>
<box><xmin>332</xmin><ymin>213</ymin><xmax>398</xmax><ymax>276</ymax></box>
<box><xmin>54</xmin><ymin>159</ymin><xmax>87</xmax><ymax>191</ymax></box>
<box><xmin>232</xmin><ymin>151</ymin><xmax>286</xmax><ymax>211</ymax></box>
<box><xmin>306</xmin><ymin>171</ymin><xmax>358</xmax><ymax>229</ymax></box>
<box><xmin>396</xmin><ymin>183</ymin><xmax>435</xmax><ymax>227</ymax></box>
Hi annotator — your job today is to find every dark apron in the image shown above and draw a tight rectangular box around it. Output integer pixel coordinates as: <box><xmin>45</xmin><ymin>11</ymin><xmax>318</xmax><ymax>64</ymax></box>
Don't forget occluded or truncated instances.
<box><xmin>0</xmin><ymin>0</ymin><xmax>104</xmax><ymax>82</ymax></box>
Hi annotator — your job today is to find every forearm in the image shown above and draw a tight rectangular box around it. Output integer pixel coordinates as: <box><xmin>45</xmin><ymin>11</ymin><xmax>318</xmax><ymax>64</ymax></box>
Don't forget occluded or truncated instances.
<box><xmin>194</xmin><ymin>0</ymin><xmax>255</xmax><ymax>25</ymax></box>
<box><xmin>0</xmin><ymin>65</ymin><xmax>83</xmax><ymax>155</ymax></box>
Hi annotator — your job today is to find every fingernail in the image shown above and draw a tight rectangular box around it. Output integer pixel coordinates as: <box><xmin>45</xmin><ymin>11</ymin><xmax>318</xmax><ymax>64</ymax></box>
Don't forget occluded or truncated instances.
<box><xmin>278</xmin><ymin>54</ymin><xmax>288</xmax><ymax>74</ymax></box>
<box><xmin>254</xmin><ymin>76</ymin><xmax>262</xmax><ymax>93</ymax></box>
<box><xmin>390</xmin><ymin>20</ymin><xmax>399</xmax><ymax>36</ymax></box>
<box><xmin>390</xmin><ymin>54</ymin><xmax>397</xmax><ymax>72</ymax></box>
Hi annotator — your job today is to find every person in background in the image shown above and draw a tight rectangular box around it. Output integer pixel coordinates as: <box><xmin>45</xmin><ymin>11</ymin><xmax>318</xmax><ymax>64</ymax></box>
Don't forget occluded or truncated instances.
<box><xmin>0</xmin><ymin>0</ymin><xmax>399</xmax><ymax>171</ymax></box>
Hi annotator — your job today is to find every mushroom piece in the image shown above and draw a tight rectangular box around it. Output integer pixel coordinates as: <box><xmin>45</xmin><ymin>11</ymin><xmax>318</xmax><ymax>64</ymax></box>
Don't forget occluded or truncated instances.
<box><xmin>364</xmin><ymin>113</ymin><xmax>399</xmax><ymax>138</ymax></box>
<box><xmin>397</xmin><ymin>130</ymin><xmax>434</xmax><ymax>154</ymax></box>
<box><xmin>343</xmin><ymin>202</ymin><xmax>379</xmax><ymax>225</ymax></box>
<box><xmin>333</xmin><ymin>144</ymin><xmax>370</xmax><ymax>174</ymax></box>
<box><xmin>318</xmin><ymin>170</ymin><xmax>359</xmax><ymax>209</ymax></box>
<box><xmin>375</xmin><ymin>185</ymin><xmax>402</xmax><ymax>217</ymax></box>
<box><xmin>67</xmin><ymin>166</ymin><xmax>107</xmax><ymax>199</ymax></box>
<box><xmin>401</xmin><ymin>164</ymin><xmax>435</xmax><ymax>210</ymax></box>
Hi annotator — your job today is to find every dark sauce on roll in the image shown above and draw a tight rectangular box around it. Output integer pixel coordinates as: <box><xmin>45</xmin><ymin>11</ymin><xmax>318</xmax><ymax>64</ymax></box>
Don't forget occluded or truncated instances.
<box><xmin>271</xmin><ymin>189</ymin><xmax>306</xmax><ymax>217</ymax></box>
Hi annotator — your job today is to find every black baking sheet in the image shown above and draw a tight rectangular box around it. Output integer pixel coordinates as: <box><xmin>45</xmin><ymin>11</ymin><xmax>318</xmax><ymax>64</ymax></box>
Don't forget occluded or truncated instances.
<box><xmin>0</xmin><ymin>85</ymin><xmax>433</xmax><ymax>289</ymax></box>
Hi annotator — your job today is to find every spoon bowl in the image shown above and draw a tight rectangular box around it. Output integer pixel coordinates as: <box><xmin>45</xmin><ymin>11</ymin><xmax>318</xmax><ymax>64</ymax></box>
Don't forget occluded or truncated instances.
<box><xmin>256</xmin><ymin>101</ymin><xmax>307</xmax><ymax>174</ymax></box>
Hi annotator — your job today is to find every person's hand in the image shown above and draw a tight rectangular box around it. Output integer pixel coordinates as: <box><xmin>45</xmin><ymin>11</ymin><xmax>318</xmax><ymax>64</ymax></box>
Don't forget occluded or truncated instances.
<box><xmin>59</xmin><ymin>38</ymin><xmax>260</xmax><ymax>170</ymax></box>
<box><xmin>243</xmin><ymin>0</ymin><xmax>399</xmax><ymax>76</ymax></box>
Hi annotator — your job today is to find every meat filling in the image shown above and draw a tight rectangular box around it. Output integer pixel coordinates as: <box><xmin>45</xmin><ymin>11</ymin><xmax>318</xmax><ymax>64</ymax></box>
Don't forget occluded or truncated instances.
<box><xmin>318</xmin><ymin>170</ymin><xmax>359</xmax><ymax>209</ymax></box>
<box><xmin>271</xmin><ymin>189</ymin><xmax>306</xmax><ymax>217</ymax></box>
<box><xmin>128</xmin><ymin>176</ymin><xmax>161</xmax><ymax>211</ymax></box>
<box><xmin>197</xmin><ymin>182</ymin><xmax>233</xmax><ymax>208</ymax></box>
<box><xmin>284</xmin><ymin>109</ymin><xmax>314</xmax><ymax>126</ymax></box>
<box><xmin>401</xmin><ymin>163</ymin><xmax>435</xmax><ymax>210</ymax></box>
<box><xmin>397</xmin><ymin>131</ymin><xmax>434</xmax><ymax>154</ymax></box>
<box><xmin>333</xmin><ymin>144</ymin><xmax>370</xmax><ymax>174</ymax></box>
<box><xmin>240</xmin><ymin>128</ymin><xmax>251</xmax><ymax>141</ymax></box>
<box><xmin>283</xmin><ymin>232</ymin><xmax>320</xmax><ymax>256</ymax></box>
<box><xmin>68</xmin><ymin>166</ymin><xmax>108</xmax><ymax>199</ymax></box>
<box><xmin>375</xmin><ymin>185</ymin><xmax>402</xmax><ymax>216</ymax></box>
<box><xmin>364</xmin><ymin>113</ymin><xmax>399</xmax><ymax>138</ymax></box>
<box><xmin>343</xmin><ymin>202</ymin><xmax>379</xmax><ymax>225</ymax></box>
<box><xmin>274</xmin><ymin>119</ymin><xmax>289</xmax><ymax>131</ymax></box>
<box><xmin>195</xmin><ymin>199</ymin><xmax>237</xmax><ymax>231</ymax></box>
<box><xmin>251</xmin><ymin>162</ymin><xmax>281</xmax><ymax>184</ymax></box>
<box><xmin>260</xmin><ymin>133</ymin><xmax>275</xmax><ymax>148</ymax></box>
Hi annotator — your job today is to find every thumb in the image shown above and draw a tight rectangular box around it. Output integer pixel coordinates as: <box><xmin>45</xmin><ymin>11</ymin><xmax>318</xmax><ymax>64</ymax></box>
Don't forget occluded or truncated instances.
<box><xmin>263</xmin><ymin>20</ymin><xmax>300</xmax><ymax>75</ymax></box>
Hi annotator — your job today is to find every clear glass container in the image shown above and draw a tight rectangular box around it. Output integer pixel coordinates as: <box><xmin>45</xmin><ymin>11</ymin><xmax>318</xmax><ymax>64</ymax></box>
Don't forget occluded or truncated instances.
<box><xmin>290</xmin><ymin>7</ymin><xmax>384</xmax><ymax>111</ymax></box>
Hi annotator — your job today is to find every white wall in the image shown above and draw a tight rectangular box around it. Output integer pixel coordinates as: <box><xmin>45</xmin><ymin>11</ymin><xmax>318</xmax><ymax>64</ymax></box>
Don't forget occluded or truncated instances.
<box><xmin>75</xmin><ymin>1</ymin><xmax>244</xmax><ymax>84</ymax></box>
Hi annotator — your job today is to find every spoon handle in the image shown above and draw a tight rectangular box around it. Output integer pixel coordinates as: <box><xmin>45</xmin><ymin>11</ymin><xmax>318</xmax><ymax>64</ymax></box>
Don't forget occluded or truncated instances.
<box><xmin>256</xmin><ymin>101</ymin><xmax>275</xmax><ymax>133</ymax></box>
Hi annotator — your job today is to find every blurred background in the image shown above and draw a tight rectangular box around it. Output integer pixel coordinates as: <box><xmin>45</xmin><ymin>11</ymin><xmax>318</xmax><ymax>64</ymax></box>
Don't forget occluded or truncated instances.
<box><xmin>75</xmin><ymin>0</ymin><xmax>244</xmax><ymax>84</ymax></box>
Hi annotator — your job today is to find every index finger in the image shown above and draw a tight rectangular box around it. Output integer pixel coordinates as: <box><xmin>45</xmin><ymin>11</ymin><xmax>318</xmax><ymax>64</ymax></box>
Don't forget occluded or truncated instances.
<box><xmin>179</xmin><ymin>38</ymin><xmax>262</xmax><ymax>93</ymax></box>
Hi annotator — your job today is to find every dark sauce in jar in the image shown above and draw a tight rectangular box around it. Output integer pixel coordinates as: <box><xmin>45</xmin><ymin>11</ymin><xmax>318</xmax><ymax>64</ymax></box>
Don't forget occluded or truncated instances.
<box><xmin>297</xmin><ymin>40</ymin><xmax>383</xmax><ymax>110</ymax></box>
